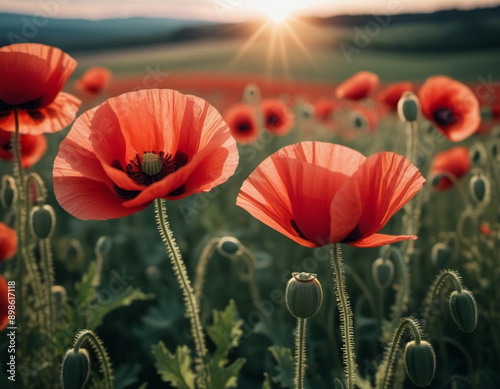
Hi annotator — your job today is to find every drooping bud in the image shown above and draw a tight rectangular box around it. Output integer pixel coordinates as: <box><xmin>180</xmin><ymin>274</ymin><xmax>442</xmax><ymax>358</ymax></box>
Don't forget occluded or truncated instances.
<box><xmin>469</xmin><ymin>173</ymin><xmax>490</xmax><ymax>203</ymax></box>
<box><xmin>217</xmin><ymin>236</ymin><xmax>242</xmax><ymax>258</ymax></box>
<box><xmin>285</xmin><ymin>272</ymin><xmax>323</xmax><ymax>319</ymax></box>
<box><xmin>431</xmin><ymin>242</ymin><xmax>454</xmax><ymax>269</ymax></box>
<box><xmin>30</xmin><ymin>204</ymin><xmax>56</xmax><ymax>239</ymax></box>
<box><xmin>404</xmin><ymin>340</ymin><xmax>436</xmax><ymax>387</ymax></box>
<box><xmin>95</xmin><ymin>236</ymin><xmax>112</xmax><ymax>256</ymax></box>
<box><xmin>0</xmin><ymin>176</ymin><xmax>17</xmax><ymax>209</ymax></box>
<box><xmin>449</xmin><ymin>289</ymin><xmax>477</xmax><ymax>332</ymax></box>
<box><xmin>61</xmin><ymin>348</ymin><xmax>90</xmax><ymax>389</ymax></box>
<box><xmin>398</xmin><ymin>91</ymin><xmax>420</xmax><ymax>122</ymax></box>
<box><xmin>371</xmin><ymin>257</ymin><xmax>395</xmax><ymax>289</ymax></box>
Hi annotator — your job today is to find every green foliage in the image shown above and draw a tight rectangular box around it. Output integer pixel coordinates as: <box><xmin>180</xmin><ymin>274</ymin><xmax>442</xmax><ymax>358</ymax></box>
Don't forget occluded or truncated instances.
<box><xmin>152</xmin><ymin>343</ymin><xmax>196</xmax><ymax>389</ymax></box>
<box><xmin>262</xmin><ymin>373</ymin><xmax>272</xmax><ymax>389</ymax></box>
<box><xmin>72</xmin><ymin>261</ymin><xmax>154</xmax><ymax>330</ymax></box>
<box><xmin>153</xmin><ymin>301</ymin><xmax>246</xmax><ymax>389</ymax></box>
<box><xmin>268</xmin><ymin>346</ymin><xmax>295</xmax><ymax>388</ymax></box>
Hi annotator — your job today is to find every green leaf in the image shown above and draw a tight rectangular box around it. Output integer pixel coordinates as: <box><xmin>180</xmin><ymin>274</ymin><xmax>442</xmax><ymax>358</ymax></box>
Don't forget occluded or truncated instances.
<box><xmin>87</xmin><ymin>286</ymin><xmax>154</xmax><ymax>330</ymax></box>
<box><xmin>206</xmin><ymin>299</ymin><xmax>243</xmax><ymax>361</ymax></box>
<box><xmin>152</xmin><ymin>342</ymin><xmax>196</xmax><ymax>389</ymax></box>
<box><xmin>208</xmin><ymin>358</ymin><xmax>246</xmax><ymax>389</ymax></box>
<box><xmin>74</xmin><ymin>261</ymin><xmax>97</xmax><ymax>328</ymax></box>
<box><xmin>262</xmin><ymin>372</ymin><xmax>273</xmax><ymax>389</ymax></box>
<box><xmin>269</xmin><ymin>346</ymin><xmax>295</xmax><ymax>388</ymax></box>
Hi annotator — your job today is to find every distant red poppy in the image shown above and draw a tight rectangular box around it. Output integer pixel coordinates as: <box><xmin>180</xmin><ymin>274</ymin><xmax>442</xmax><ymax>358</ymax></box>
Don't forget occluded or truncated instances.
<box><xmin>378</xmin><ymin>82</ymin><xmax>413</xmax><ymax>111</ymax></box>
<box><xmin>237</xmin><ymin>141</ymin><xmax>424</xmax><ymax>248</ymax></box>
<box><xmin>53</xmin><ymin>89</ymin><xmax>238</xmax><ymax>220</ymax></box>
<box><xmin>314</xmin><ymin>98</ymin><xmax>343</xmax><ymax>124</ymax></box>
<box><xmin>76</xmin><ymin>66</ymin><xmax>112</xmax><ymax>95</ymax></box>
<box><xmin>0</xmin><ymin>223</ymin><xmax>17</xmax><ymax>261</ymax></box>
<box><xmin>430</xmin><ymin>147</ymin><xmax>470</xmax><ymax>191</ymax></box>
<box><xmin>419</xmin><ymin>76</ymin><xmax>480</xmax><ymax>142</ymax></box>
<box><xmin>0</xmin><ymin>275</ymin><xmax>9</xmax><ymax>331</ymax></box>
<box><xmin>480</xmin><ymin>222</ymin><xmax>491</xmax><ymax>236</ymax></box>
<box><xmin>261</xmin><ymin>98</ymin><xmax>294</xmax><ymax>136</ymax></box>
<box><xmin>0</xmin><ymin>128</ymin><xmax>47</xmax><ymax>168</ymax></box>
<box><xmin>224</xmin><ymin>104</ymin><xmax>259</xmax><ymax>144</ymax></box>
<box><xmin>0</xmin><ymin>43</ymin><xmax>81</xmax><ymax>135</ymax></box>
<box><xmin>335</xmin><ymin>71</ymin><xmax>379</xmax><ymax>101</ymax></box>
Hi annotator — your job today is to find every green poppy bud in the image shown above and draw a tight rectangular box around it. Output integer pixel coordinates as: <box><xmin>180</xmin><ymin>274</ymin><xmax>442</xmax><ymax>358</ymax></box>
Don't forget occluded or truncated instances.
<box><xmin>372</xmin><ymin>257</ymin><xmax>394</xmax><ymax>289</ymax></box>
<box><xmin>350</xmin><ymin>111</ymin><xmax>366</xmax><ymax>129</ymax></box>
<box><xmin>404</xmin><ymin>340</ymin><xmax>436</xmax><ymax>387</ymax></box>
<box><xmin>217</xmin><ymin>236</ymin><xmax>242</xmax><ymax>258</ymax></box>
<box><xmin>242</xmin><ymin>84</ymin><xmax>261</xmax><ymax>104</ymax></box>
<box><xmin>469</xmin><ymin>174</ymin><xmax>489</xmax><ymax>203</ymax></box>
<box><xmin>449</xmin><ymin>289</ymin><xmax>477</xmax><ymax>332</ymax></box>
<box><xmin>285</xmin><ymin>272</ymin><xmax>323</xmax><ymax>319</ymax></box>
<box><xmin>0</xmin><ymin>176</ymin><xmax>17</xmax><ymax>209</ymax></box>
<box><xmin>95</xmin><ymin>236</ymin><xmax>112</xmax><ymax>256</ymax></box>
<box><xmin>61</xmin><ymin>348</ymin><xmax>90</xmax><ymax>389</ymax></box>
<box><xmin>431</xmin><ymin>242</ymin><xmax>453</xmax><ymax>269</ymax></box>
<box><xmin>30</xmin><ymin>204</ymin><xmax>56</xmax><ymax>239</ymax></box>
<box><xmin>469</xmin><ymin>143</ymin><xmax>486</xmax><ymax>166</ymax></box>
<box><xmin>398</xmin><ymin>91</ymin><xmax>420</xmax><ymax>122</ymax></box>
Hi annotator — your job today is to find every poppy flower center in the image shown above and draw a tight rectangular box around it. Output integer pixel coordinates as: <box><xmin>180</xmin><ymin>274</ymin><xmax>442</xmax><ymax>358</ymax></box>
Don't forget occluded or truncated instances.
<box><xmin>268</xmin><ymin>114</ymin><xmax>281</xmax><ymax>127</ymax></box>
<box><xmin>434</xmin><ymin>108</ymin><xmax>457</xmax><ymax>126</ymax></box>
<box><xmin>237</xmin><ymin>121</ymin><xmax>251</xmax><ymax>133</ymax></box>
<box><xmin>126</xmin><ymin>151</ymin><xmax>178</xmax><ymax>186</ymax></box>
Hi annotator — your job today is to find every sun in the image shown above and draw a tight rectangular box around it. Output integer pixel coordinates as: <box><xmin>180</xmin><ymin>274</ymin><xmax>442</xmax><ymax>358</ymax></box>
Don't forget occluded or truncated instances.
<box><xmin>252</xmin><ymin>1</ymin><xmax>300</xmax><ymax>23</ymax></box>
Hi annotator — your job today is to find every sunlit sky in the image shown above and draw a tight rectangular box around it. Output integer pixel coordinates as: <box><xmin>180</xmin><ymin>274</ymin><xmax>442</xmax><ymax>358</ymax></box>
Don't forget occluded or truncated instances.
<box><xmin>2</xmin><ymin>0</ymin><xmax>500</xmax><ymax>21</ymax></box>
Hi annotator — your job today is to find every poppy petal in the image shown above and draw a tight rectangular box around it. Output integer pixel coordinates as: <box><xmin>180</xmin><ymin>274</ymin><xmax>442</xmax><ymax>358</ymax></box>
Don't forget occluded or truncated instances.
<box><xmin>330</xmin><ymin>152</ymin><xmax>425</xmax><ymax>246</ymax></box>
<box><xmin>348</xmin><ymin>233</ymin><xmax>417</xmax><ymax>248</ymax></box>
<box><xmin>0</xmin><ymin>43</ymin><xmax>77</xmax><ymax>108</ymax></box>
<box><xmin>0</xmin><ymin>92</ymin><xmax>81</xmax><ymax>134</ymax></box>
<box><xmin>237</xmin><ymin>142</ymin><xmax>366</xmax><ymax>247</ymax></box>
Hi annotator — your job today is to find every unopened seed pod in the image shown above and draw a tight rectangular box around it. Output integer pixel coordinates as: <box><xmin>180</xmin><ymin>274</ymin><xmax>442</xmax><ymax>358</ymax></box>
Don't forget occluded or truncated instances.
<box><xmin>217</xmin><ymin>236</ymin><xmax>242</xmax><ymax>258</ymax></box>
<box><xmin>95</xmin><ymin>236</ymin><xmax>112</xmax><ymax>255</ymax></box>
<box><xmin>242</xmin><ymin>84</ymin><xmax>261</xmax><ymax>104</ymax></box>
<box><xmin>350</xmin><ymin>111</ymin><xmax>366</xmax><ymax>129</ymax></box>
<box><xmin>398</xmin><ymin>91</ymin><xmax>420</xmax><ymax>122</ymax></box>
<box><xmin>449</xmin><ymin>289</ymin><xmax>477</xmax><ymax>332</ymax></box>
<box><xmin>469</xmin><ymin>174</ymin><xmax>489</xmax><ymax>203</ymax></box>
<box><xmin>372</xmin><ymin>257</ymin><xmax>395</xmax><ymax>289</ymax></box>
<box><xmin>469</xmin><ymin>143</ymin><xmax>486</xmax><ymax>166</ymax></box>
<box><xmin>431</xmin><ymin>242</ymin><xmax>453</xmax><ymax>269</ymax></box>
<box><xmin>285</xmin><ymin>272</ymin><xmax>323</xmax><ymax>319</ymax></box>
<box><xmin>404</xmin><ymin>340</ymin><xmax>436</xmax><ymax>387</ymax></box>
<box><xmin>30</xmin><ymin>204</ymin><xmax>56</xmax><ymax>239</ymax></box>
<box><xmin>0</xmin><ymin>177</ymin><xmax>17</xmax><ymax>209</ymax></box>
<box><xmin>61</xmin><ymin>348</ymin><xmax>90</xmax><ymax>389</ymax></box>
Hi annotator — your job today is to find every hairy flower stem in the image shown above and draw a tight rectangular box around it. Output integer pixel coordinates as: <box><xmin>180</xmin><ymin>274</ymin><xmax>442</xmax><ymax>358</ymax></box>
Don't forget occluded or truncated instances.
<box><xmin>331</xmin><ymin>244</ymin><xmax>356</xmax><ymax>389</ymax></box>
<box><xmin>73</xmin><ymin>329</ymin><xmax>113</xmax><ymax>389</ymax></box>
<box><xmin>405</xmin><ymin>121</ymin><xmax>417</xmax><ymax>163</ymax></box>
<box><xmin>155</xmin><ymin>198</ymin><xmax>209</xmax><ymax>388</ymax></box>
<box><xmin>377</xmin><ymin>317</ymin><xmax>421</xmax><ymax>389</ymax></box>
<box><xmin>39</xmin><ymin>238</ymin><xmax>54</xmax><ymax>336</ymax></box>
<box><xmin>194</xmin><ymin>237</ymin><xmax>219</xmax><ymax>301</ymax></box>
<box><xmin>295</xmin><ymin>318</ymin><xmax>307</xmax><ymax>389</ymax></box>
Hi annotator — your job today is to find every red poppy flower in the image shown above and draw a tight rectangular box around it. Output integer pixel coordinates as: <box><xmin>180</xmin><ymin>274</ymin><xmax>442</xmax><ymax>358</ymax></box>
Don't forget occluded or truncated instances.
<box><xmin>0</xmin><ymin>223</ymin><xmax>17</xmax><ymax>261</ymax></box>
<box><xmin>335</xmin><ymin>71</ymin><xmax>379</xmax><ymax>101</ymax></box>
<box><xmin>419</xmin><ymin>76</ymin><xmax>480</xmax><ymax>142</ymax></box>
<box><xmin>0</xmin><ymin>43</ymin><xmax>81</xmax><ymax>135</ymax></box>
<box><xmin>224</xmin><ymin>103</ymin><xmax>259</xmax><ymax>144</ymax></box>
<box><xmin>0</xmin><ymin>275</ymin><xmax>9</xmax><ymax>331</ymax></box>
<box><xmin>237</xmin><ymin>141</ymin><xmax>424</xmax><ymax>248</ymax></box>
<box><xmin>0</xmin><ymin>128</ymin><xmax>47</xmax><ymax>168</ymax></box>
<box><xmin>261</xmin><ymin>98</ymin><xmax>294</xmax><ymax>136</ymax></box>
<box><xmin>76</xmin><ymin>66</ymin><xmax>112</xmax><ymax>95</ymax></box>
<box><xmin>377</xmin><ymin>82</ymin><xmax>413</xmax><ymax>111</ymax></box>
<box><xmin>53</xmin><ymin>89</ymin><xmax>238</xmax><ymax>220</ymax></box>
<box><xmin>430</xmin><ymin>147</ymin><xmax>470</xmax><ymax>191</ymax></box>
<box><xmin>480</xmin><ymin>222</ymin><xmax>491</xmax><ymax>236</ymax></box>
<box><xmin>314</xmin><ymin>99</ymin><xmax>343</xmax><ymax>123</ymax></box>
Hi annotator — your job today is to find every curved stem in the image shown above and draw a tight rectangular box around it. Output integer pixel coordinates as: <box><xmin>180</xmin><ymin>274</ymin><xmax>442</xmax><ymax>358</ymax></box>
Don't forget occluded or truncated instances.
<box><xmin>406</xmin><ymin>121</ymin><xmax>417</xmax><ymax>162</ymax></box>
<box><xmin>331</xmin><ymin>244</ymin><xmax>356</xmax><ymax>389</ymax></box>
<box><xmin>295</xmin><ymin>318</ymin><xmax>307</xmax><ymax>389</ymax></box>
<box><xmin>377</xmin><ymin>317</ymin><xmax>422</xmax><ymax>389</ymax></box>
<box><xmin>155</xmin><ymin>199</ymin><xmax>209</xmax><ymax>387</ymax></box>
<box><xmin>74</xmin><ymin>330</ymin><xmax>113</xmax><ymax>389</ymax></box>
<box><xmin>422</xmin><ymin>270</ymin><xmax>463</xmax><ymax>331</ymax></box>
<box><xmin>240</xmin><ymin>246</ymin><xmax>262</xmax><ymax>308</ymax></box>
<box><xmin>194</xmin><ymin>237</ymin><xmax>219</xmax><ymax>301</ymax></box>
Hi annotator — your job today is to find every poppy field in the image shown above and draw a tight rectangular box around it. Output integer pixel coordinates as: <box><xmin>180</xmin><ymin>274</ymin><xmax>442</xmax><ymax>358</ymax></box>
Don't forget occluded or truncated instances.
<box><xmin>0</xmin><ymin>6</ymin><xmax>500</xmax><ymax>389</ymax></box>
